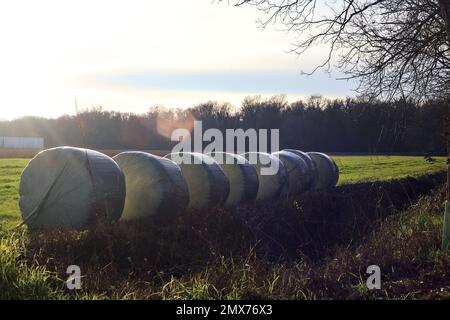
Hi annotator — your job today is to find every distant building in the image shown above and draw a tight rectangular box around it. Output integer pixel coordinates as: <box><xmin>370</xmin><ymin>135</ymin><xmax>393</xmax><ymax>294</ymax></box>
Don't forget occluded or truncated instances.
<box><xmin>0</xmin><ymin>137</ymin><xmax>44</xmax><ymax>150</ymax></box>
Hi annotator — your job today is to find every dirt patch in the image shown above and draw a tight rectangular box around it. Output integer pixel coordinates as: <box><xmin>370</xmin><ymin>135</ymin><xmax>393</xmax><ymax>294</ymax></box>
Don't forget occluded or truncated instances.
<box><xmin>0</xmin><ymin>148</ymin><xmax>42</xmax><ymax>158</ymax></box>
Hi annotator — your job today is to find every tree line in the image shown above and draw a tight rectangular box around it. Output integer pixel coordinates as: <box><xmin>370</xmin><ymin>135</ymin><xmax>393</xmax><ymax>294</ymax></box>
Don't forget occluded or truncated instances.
<box><xmin>0</xmin><ymin>95</ymin><xmax>446</xmax><ymax>154</ymax></box>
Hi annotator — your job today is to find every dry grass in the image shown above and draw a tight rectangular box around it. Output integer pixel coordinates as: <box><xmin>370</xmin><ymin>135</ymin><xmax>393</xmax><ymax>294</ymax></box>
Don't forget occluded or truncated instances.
<box><xmin>4</xmin><ymin>172</ymin><xmax>444</xmax><ymax>299</ymax></box>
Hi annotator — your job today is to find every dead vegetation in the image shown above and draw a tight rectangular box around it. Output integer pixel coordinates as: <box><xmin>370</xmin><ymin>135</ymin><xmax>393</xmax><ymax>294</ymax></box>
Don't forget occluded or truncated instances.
<box><xmin>4</xmin><ymin>172</ymin><xmax>445</xmax><ymax>299</ymax></box>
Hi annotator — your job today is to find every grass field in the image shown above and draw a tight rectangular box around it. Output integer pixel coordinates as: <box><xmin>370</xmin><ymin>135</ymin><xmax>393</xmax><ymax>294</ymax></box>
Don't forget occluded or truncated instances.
<box><xmin>0</xmin><ymin>155</ymin><xmax>448</xmax><ymax>299</ymax></box>
<box><xmin>0</xmin><ymin>156</ymin><xmax>445</xmax><ymax>233</ymax></box>
<box><xmin>334</xmin><ymin>156</ymin><xmax>446</xmax><ymax>185</ymax></box>
<box><xmin>0</xmin><ymin>159</ymin><xmax>28</xmax><ymax>231</ymax></box>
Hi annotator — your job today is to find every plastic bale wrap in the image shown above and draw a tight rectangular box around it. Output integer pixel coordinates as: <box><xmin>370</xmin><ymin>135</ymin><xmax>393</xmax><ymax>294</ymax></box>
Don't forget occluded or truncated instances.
<box><xmin>283</xmin><ymin>149</ymin><xmax>318</xmax><ymax>191</ymax></box>
<box><xmin>307</xmin><ymin>152</ymin><xmax>339</xmax><ymax>190</ymax></box>
<box><xmin>164</xmin><ymin>152</ymin><xmax>230</xmax><ymax>208</ymax></box>
<box><xmin>272</xmin><ymin>150</ymin><xmax>309</xmax><ymax>196</ymax></box>
<box><xmin>241</xmin><ymin>152</ymin><xmax>287</xmax><ymax>201</ymax></box>
<box><xmin>113</xmin><ymin>151</ymin><xmax>189</xmax><ymax>220</ymax></box>
<box><xmin>19</xmin><ymin>146</ymin><xmax>125</xmax><ymax>229</ymax></box>
<box><xmin>207</xmin><ymin>152</ymin><xmax>259</xmax><ymax>206</ymax></box>
<box><xmin>330</xmin><ymin>156</ymin><xmax>340</xmax><ymax>187</ymax></box>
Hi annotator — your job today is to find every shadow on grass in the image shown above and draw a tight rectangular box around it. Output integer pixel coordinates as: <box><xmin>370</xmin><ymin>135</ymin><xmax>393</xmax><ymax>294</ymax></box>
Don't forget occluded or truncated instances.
<box><xmin>21</xmin><ymin>172</ymin><xmax>446</xmax><ymax>299</ymax></box>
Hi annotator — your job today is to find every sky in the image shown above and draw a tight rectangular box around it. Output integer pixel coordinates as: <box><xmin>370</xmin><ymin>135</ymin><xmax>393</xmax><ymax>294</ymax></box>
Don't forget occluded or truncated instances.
<box><xmin>0</xmin><ymin>0</ymin><xmax>354</xmax><ymax>120</ymax></box>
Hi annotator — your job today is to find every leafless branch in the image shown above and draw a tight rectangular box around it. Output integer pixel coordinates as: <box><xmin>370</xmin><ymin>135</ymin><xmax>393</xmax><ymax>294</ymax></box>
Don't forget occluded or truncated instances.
<box><xmin>222</xmin><ymin>0</ymin><xmax>450</xmax><ymax>101</ymax></box>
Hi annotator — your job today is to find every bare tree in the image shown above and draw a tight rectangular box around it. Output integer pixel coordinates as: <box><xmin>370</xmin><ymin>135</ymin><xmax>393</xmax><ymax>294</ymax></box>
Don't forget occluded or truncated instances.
<box><xmin>226</xmin><ymin>0</ymin><xmax>450</xmax><ymax>198</ymax></box>
<box><xmin>228</xmin><ymin>0</ymin><xmax>448</xmax><ymax>99</ymax></box>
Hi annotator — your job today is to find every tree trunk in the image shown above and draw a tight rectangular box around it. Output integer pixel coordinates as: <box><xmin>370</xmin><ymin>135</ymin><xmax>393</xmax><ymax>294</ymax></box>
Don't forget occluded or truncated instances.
<box><xmin>438</xmin><ymin>0</ymin><xmax>450</xmax><ymax>201</ymax></box>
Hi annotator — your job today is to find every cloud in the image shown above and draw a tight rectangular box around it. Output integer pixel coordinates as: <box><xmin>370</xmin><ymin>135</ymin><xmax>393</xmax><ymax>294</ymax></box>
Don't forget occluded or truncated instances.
<box><xmin>0</xmin><ymin>0</ymin><xmax>355</xmax><ymax>119</ymax></box>
<box><xmin>93</xmin><ymin>70</ymin><xmax>354</xmax><ymax>96</ymax></box>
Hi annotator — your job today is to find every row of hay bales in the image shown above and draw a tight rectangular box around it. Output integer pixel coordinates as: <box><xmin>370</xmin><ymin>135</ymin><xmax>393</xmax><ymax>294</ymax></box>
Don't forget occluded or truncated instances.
<box><xmin>18</xmin><ymin>147</ymin><xmax>339</xmax><ymax>228</ymax></box>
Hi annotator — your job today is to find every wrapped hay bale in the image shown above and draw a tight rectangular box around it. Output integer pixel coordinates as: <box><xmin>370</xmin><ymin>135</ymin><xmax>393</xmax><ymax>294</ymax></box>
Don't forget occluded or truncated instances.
<box><xmin>331</xmin><ymin>157</ymin><xmax>340</xmax><ymax>187</ymax></box>
<box><xmin>19</xmin><ymin>147</ymin><xmax>125</xmax><ymax>228</ymax></box>
<box><xmin>207</xmin><ymin>152</ymin><xmax>259</xmax><ymax>206</ymax></box>
<box><xmin>307</xmin><ymin>152</ymin><xmax>339</xmax><ymax>190</ymax></box>
<box><xmin>113</xmin><ymin>151</ymin><xmax>189</xmax><ymax>220</ymax></box>
<box><xmin>272</xmin><ymin>150</ymin><xmax>309</xmax><ymax>196</ymax></box>
<box><xmin>164</xmin><ymin>152</ymin><xmax>230</xmax><ymax>208</ymax></box>
<box><xmin>283</xmin><ymin>149</ymin><xmax>318</xmax><ymax>191</ymax></box>
<box><xmin>241</xmin><ymin>152</ymin><xmax>287</xmax><ymax>201</ymax></box>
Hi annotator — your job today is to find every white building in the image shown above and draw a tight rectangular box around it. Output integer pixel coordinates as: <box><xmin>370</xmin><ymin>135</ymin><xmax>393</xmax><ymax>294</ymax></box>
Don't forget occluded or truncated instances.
<box><xmin>0</xmin><ymin>137</ymin><xmax>44</xmax><ymax>149</ymax></box>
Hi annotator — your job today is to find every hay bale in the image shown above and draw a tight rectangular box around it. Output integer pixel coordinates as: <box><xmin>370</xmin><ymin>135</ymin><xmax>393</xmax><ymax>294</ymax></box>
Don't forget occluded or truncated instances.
<box><xmin>113</xmin><ymin>151</ymin><xmax>189</xmax><ymax>220</ymax></box>
<box><xmin>241</xmin><ymin>152</ymin><xmax>287</xmax><ymax>200</ymax></box>
<box><xmin>19</xmin><ymin>147</ymin><xmax>125</xmax><ymax>228</ymax></box>
<box><xmin>207</xmin><ymin>152</ymin><xmax>259</xmax><ymax>206</ymax></box>
<box><xmin>164</xmin><ymin>152</ymin><xmax>230</xmax><ymax>208</ymax></box>
<box><xmin>283</xmin><ymin>149</ymin><xmax>318</xmax><ymax>191</ymax></box>
<box><xmin>307</xmin><ymin>152</ymin><xmax>339</xmax><ymax>189</ymax></box>
<box><xmin>272</xmin><ymin>150</ymin><xmax>309</xmax><ymax>195</ymax></box>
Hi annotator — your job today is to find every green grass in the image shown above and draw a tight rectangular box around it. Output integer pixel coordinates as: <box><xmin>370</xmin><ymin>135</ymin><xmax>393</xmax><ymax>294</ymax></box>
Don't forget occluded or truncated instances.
<box><xmin>334</xmin><ymin>155</ymin><xmax>446</xmax><ymax>185</ymax></box>
<box><xmin>0</xmin><ymin>159</ymin><xmax>29</xmax><ymax>232</ymax></box>
<box><xmin>0</xmin><ymin>156</ymin><xmax>448</xmax><ymax>299</ymax></box>
<box><xmin>0</xmin><ymin>233</ymin><xmax>65</xmax><ymax>299</ymax></box>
